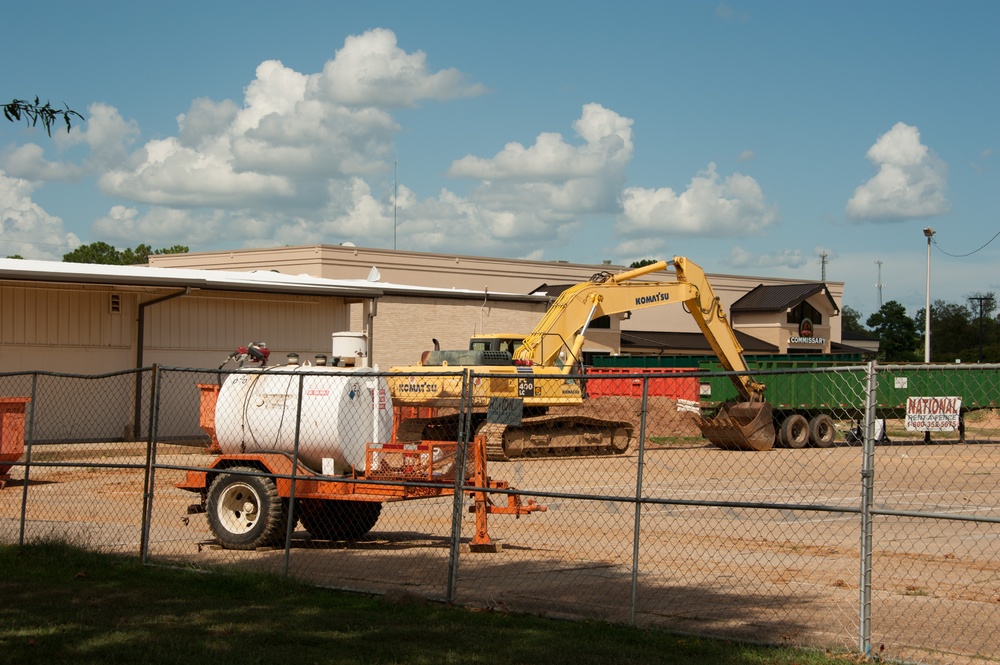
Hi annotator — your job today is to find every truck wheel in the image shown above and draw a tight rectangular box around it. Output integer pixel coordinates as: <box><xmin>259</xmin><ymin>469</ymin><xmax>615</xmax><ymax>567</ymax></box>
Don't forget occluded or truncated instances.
<box><xmin>299</xmin><ymin>500</ymin><xmax>382</xmax><ymax>541</ymax></box>
<box><xmin>779</xmin><ymin>415</ymin><xmax>810</xmax><ymax>448</ymax></box>
<box><xmin>808</xmin><ymin>414</ymin><xmax>836</xmax><ymax>448</ymax></box>
<box><xmin>207</xmin><ymin>466</ymin><xmax>288</xmax><ymax>550</ymax></box>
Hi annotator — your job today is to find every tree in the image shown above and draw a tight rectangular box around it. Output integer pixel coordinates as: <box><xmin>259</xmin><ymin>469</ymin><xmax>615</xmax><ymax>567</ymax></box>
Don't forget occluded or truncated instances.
<box><xmin>841</xmin><ymin>305</ymin><xmax>868</xmax><ymax>334</ymax></box>
<box><xmin>629</xmin><ymin>259</ymin><xmax>659</xmax><ymax>269</ymax></box>
<box><xmin>866</xmin><ymin>300</ymin><xmax>919</xmax><ymax>362</ymax></box>
<box><xmin>4</xmin><ymin>97</ymin><xmax>84</xmax><ymax>136</ymax></box>
<box><xmin>63</xmin><ymin>242</ymin><xmax>188</xmax><ymax>265</ymax></box>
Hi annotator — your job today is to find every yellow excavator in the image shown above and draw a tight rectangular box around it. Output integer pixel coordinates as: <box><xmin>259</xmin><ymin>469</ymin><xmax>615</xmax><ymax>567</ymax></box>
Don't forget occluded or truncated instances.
<box><xmin>387</xmin><ymin>257</ymin><xmax>775</xmax><ymax>459</ymax></box>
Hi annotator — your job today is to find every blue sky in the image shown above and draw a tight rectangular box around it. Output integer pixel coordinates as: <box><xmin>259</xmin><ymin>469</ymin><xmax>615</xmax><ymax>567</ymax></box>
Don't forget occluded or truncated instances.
<box><xmin>2</xmin><ymin>1</ymin><xmax>998</xmax><ymax>320</ymax></box>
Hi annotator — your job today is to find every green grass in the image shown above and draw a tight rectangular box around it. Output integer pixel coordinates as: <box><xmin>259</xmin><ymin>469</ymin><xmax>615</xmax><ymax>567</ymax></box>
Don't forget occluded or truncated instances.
<box><xmin>0</xmin><ymin>542</ymin><xmax>863</xmax><ymax>665</ymax></box>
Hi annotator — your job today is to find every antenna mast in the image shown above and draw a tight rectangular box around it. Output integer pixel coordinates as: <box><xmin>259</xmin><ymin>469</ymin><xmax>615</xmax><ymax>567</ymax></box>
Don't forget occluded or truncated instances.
<box><xmin>819</xmin><ymin>251</ymin><xmax>828</xmax><ymax>281</ymax></box>
<box><xmin>393</xmin><ymin>159</ymin><xmax>397</xmax><ymax>251</ymax></box>
<box><xmin>875</xmin><ymin>260</ymin><xmax>884</xmax><ymax>310</ymax></box>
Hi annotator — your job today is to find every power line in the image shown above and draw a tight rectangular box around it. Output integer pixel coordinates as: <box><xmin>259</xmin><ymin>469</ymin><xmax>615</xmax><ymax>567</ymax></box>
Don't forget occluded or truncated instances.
<box><xmin>933</xmin><ymin>229</ymin><xmax>1000</xmax><ymax>257</ymax></box>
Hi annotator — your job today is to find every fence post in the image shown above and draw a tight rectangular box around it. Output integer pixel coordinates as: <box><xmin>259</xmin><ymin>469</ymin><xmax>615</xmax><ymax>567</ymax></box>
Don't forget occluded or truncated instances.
<box><xmin>283</xmin><ymin>371</ymin><xmax>306</xmax><ymax>578</ymax></box>
<box><xmin>858</xmin><ymin>361</ymin><xmax>877</xmax><ymax>655</ymax></box>
<box><xmin>140</xmin><ymin>366</ymin><xmax>161</xmax><ymax>563</ymax></box>
<box><xmin>446</xmin><ymin>370</ymin><xmax>473</xmax><ymax>603</ymax></box>
<box><xmin>630</xmin><ymin>375</ymin><xmax>651</xmax><ymax>625</ymax></box>
<box><xmin>17</xmin><ymin>373</ymin><xmax>38</xmax><ymax>546</ymax></box>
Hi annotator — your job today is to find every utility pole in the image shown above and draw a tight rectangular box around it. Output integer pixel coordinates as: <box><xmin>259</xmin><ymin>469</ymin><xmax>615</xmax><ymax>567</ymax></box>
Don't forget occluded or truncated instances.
<box><xmin>968</xmin><ymin>295</ymin><xmax>994</xmax><ymax>362</ymax></box>
<box><xmin>875</xmin><ymin>260</ymin><xmax>884</xmax><ymax>310</ymax></box>
<box><xmin>393</xmin><ymin>160</ymin><xmax>398</xmax><ymax>251</ymax></box>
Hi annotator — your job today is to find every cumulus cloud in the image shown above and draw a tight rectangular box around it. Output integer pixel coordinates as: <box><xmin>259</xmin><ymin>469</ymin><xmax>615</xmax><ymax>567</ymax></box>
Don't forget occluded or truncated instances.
<box><xmin>846</xmin><ymin>122</ymin><xmax>948</xmax><ymax>221</ymax></box>
<box><xmin>0</xmin><ymin>172</ymin><xmax>80</xmax><ymax>259</ymax></box>
<box><xmin>312</xmin><ymin>28</ymin><xmax>488</xmax><ymax>107</ymax></box>
<box><xmin>615</xmin><ymin>162</ymin><xmax>779</xmax><ymax>241</ymax></box>
<box><xmin>93</xmin><ymin>205</ymin><xmax>227</xmax><ymax>247</ymax></box>
<box><xmin>0</xmin><ymin>143</ymin><xmax>86</xmax><ymax>181</ymax></box>
<box><xmin>0</xmin><ymin>27</ymin><xmax>788</xmax><ymax>264</ymax></box>
<box><xmin>725</xmin><ymin>246</ymin><xmax>807</xmax><ymax>270</ymax></box>
<box><xmin>89</xmin><ymin>28</ymin><xmax>487</xmax><ymax>223</ymax></box>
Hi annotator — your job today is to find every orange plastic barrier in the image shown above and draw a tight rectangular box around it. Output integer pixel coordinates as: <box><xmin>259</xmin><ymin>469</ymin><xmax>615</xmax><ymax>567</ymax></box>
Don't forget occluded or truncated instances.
<box><xmin>585</xmin><ymin>368</ymin><xmax>699</xmax><ymax>401</ymax></box>
<box><xmin>0</xmin><ymin>397</ymin><xmax>30</xmax><ymax>488</ymax></box>
<box><xmin>197</xmin><ymin>384</ymin><xmax>222</xmax><ymax>454</ymax></box>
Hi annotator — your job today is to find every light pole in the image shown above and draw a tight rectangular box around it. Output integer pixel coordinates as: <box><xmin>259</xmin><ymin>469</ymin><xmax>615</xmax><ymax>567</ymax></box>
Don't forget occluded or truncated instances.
<box><xmin>923</xmin><ymin>227</ymin><xmax>935</xmax><ymax>363</ymax></box>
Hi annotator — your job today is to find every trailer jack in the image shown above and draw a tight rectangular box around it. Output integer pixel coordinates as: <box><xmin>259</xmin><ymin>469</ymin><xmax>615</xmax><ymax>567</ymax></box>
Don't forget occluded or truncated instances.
<box><xmin>467</xmin><ymin>435</ymin><xmax>546</xmax><ymax>552</ymax></box>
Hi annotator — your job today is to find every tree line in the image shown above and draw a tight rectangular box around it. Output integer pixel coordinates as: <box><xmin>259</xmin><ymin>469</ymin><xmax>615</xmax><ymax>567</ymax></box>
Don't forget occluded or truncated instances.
<box><xmin>6</xmin><ymin>242</ymin><xmax>188</xmax><ymax>265</ymax></box>
<box><xmin>630</xmin><ymin>259</ymin><xmax>999</xmax><ymax>364</ymax></box>
<box><xmin>843</xmin><ymin>297</ymin><xmax>999</xmax><ymax>363</ymax></box>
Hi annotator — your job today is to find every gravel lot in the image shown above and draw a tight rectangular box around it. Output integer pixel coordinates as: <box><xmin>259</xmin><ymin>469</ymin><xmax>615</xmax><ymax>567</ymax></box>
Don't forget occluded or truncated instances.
<box><xmin>2</xmin><ymin>430</ymin><xmax>998</xmax><ymax>664</ymax></box>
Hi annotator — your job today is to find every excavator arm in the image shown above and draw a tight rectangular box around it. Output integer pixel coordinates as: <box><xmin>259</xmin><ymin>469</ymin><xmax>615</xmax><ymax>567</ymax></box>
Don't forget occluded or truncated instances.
<box><xmin>513</xmin><ymin>256</ymin><xmax>765</xmax><ymax>401</ymax></box>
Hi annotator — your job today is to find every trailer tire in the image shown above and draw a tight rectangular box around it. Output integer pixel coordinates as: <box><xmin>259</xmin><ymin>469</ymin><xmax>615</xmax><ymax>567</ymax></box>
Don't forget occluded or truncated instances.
<box><xmin>207</xmin><ymin>466</ymin><xmax>288</xmax><ymax>550</ymax></box>
<box><xmin>299</xmin><ymin>500</ymin><xmax>382</xmax><ymax>541</ymax></box>
<box><xmin>808</xmin><ymin>414</ymin><xmax>836</xmax><ymax>448</ymax></box>
<box><xmin>779</xmin><ymin>414</ymin><xmax>810</xmax><ymax>448</ymax></box>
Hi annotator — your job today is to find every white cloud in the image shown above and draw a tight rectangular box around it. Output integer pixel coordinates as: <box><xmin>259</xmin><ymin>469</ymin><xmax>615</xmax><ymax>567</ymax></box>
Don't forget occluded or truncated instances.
<box><xmin>97</xmin><ymin>29</ymin><xmax>471</xmax><ymax>214</ymax></box>
<box><xmin>0</xmin><ymin>143</ymin><xmax>85</xmax><ymax>181</ymax></box>
<box><xmin>449</xmin><ymin>103</ymin><xmax>632</xmax><ymax>181</ymax></box>
<box><xmin>616</xmin><ymin>162</ymin><xmax>779</xmax><ymax>238</ymax></box>
<box><xmin>846</xmin><ymin>122</ymin><xmax>948</xmax><ymax>221</ymax></box>
<box><xmin>0</xmin><ymin>172</ymin><xmax>80</xmax><ymax>259</ymax></box>
<box><xmin>311</xmin><ymin>28</ymin><xmax>488</xmax><ymax>108</ymax></box>
<box><xmin>93</xmin><ymin>205</ymin><xmax>226</xmax><ymax>247</ymax></box>
<box><xmin>724</xmin><ymin>246</ymin><xmax>807</xmax><ymax>270</ymax></box>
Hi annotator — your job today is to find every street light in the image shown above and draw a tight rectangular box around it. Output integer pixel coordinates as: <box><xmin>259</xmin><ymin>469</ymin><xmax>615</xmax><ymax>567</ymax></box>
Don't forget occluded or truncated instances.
<box><xmin>923</xmin><ymin>227</ymin><xmax>935</xmax><ymax>363</ymax></box>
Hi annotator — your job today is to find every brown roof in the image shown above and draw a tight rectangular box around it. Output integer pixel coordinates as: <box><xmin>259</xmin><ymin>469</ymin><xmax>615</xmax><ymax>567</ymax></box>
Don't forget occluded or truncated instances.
<box><xmin>731</xmin><ymin>283</ymin><xmax>839</xmax><ymax>314</ymax></box>
<box><xmin>620</xmin><ymin>330</ymin><xmax>777</xmax><ymax>354</ymax></box>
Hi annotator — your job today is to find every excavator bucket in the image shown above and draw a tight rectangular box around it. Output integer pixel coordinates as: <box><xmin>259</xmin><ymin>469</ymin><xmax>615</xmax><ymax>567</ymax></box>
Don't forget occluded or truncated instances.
<box><xmin>700</xmin><ymin>400</ymin><xmax>775</xmax><ymax>451</ymax></box>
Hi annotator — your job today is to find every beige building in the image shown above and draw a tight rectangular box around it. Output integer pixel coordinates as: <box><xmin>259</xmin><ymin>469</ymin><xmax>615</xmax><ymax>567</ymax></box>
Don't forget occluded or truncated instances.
<box><xmin>150</xmin><ymin>244</ymin><xmax>848</xmax><ymax>363</ymax></box>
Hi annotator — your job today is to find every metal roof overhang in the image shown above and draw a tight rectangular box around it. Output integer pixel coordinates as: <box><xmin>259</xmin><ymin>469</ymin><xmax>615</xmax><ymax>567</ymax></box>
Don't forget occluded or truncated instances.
<box><xmin>0</xmin><ymin>260</ymin><xmax>384</xmax><ymax>299</ymax></box>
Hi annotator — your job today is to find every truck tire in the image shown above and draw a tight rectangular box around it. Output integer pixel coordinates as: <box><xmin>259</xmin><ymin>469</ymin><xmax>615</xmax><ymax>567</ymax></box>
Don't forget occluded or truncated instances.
<box><xmin>299</xmin><ymin>500</ymin><xmax>382</xmax><ymax>541</ymax></box>
<box><xmin>808</xmin><ymin>414</ymin><xmax>836</xmax><ymax>448</ymax></box>
<box><xmin>779</xmin><ymin>414</ymin><xmax>810</xmax><ymax>448</ymax></box>
<box><xmin>207</xmin><ymin>466</ymin><xmax>288</xmax><ymax>550</ymax></box>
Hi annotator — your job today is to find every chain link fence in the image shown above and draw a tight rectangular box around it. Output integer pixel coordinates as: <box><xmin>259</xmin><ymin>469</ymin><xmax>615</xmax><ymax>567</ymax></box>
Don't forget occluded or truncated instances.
<box><xmin>1</xmin><ymin>363</ymin><xmax>998</xmax><ymax>664</ymax></box>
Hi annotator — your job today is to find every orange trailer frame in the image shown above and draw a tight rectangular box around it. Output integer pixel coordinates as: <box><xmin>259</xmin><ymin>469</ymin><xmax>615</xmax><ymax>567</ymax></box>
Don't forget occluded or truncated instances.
<box><xmin>175</xmin><ymin>434</ymin><xmax>545</xmax><ymax>549</ymax></box>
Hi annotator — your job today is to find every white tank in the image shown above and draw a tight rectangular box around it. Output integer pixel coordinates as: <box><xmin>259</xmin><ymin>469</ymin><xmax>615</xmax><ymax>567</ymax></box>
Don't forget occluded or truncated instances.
<box><xmin>331</xmin><ymin>331</ymin><xmax>368</xmax><ymax>367</ymax></box>
<box><xmin>213</xmin><ymin>364</ymin><xmax>393</xmax><ymax>473</ymax></box>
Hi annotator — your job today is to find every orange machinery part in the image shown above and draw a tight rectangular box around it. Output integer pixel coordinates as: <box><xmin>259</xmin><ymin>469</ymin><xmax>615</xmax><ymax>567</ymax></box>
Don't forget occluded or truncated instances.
<box><xmin>196</xmin><ymin>384</ymin><xmax>222</xmax><ymax>454</ymax></box>
<box><xmin>0</xmin><ymin>397</ymin><xmax>31</xmax><ymax>489</ymax></box>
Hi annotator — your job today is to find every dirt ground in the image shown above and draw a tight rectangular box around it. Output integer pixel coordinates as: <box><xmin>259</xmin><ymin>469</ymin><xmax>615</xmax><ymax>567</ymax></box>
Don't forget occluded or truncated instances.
<box><xmin>2</xmin><ymin>417</ymin><xmax>999</xmax><ymax>664</ymax></box>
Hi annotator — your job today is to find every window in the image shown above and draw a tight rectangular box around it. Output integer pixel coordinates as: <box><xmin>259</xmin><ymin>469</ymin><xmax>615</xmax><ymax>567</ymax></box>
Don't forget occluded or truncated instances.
<box><xmin>786</xmin><ymin>302</ymin><xmax>821</xmax><ymax>325</ymax></box>
<box><xmin>109</xmin><ymin>293</ymin><xmax>122</xmax><ymax>314</ymax></box>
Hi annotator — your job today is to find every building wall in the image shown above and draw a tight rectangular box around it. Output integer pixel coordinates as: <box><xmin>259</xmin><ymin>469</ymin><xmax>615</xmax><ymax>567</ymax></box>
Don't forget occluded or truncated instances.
<box><xmin>353</xmin><ymin>295</ymin><xmax>555</xmax><ymax>368</ymax></box>
<box><xmin>149</xmin><ymin>245</ymin><xmax>847</xmax><ymax>355</ymax></box>
<box><xmin>731</xmin><ymin>293</ymin><xmax>839</xmax><ymax>353</ymax></box>
<box><xmin>0</xmin><ymin>280</ymin><xmax>355</xmax><ymax>441</ymax></box>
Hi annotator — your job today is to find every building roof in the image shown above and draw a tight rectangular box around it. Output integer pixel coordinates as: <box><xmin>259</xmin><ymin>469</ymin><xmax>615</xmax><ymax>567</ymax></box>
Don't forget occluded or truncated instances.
<box><xmin>731</xmin><ymin>283</ymin><xmax>839</xmax><ymax>315</ymax></box>
<box><xmin>841</xmin><ymin>329</ymin><xmax>878</xmax><ymax>342</ymax></box>
<box><xmin>0</xmin><ymin>258</ymin><xmax>543</xmax><ymax>302</ymax></box>
<box><xmin>620</xmin><ymin>330</ymin><xmax>778</xmax><ymax>354</ymax></box>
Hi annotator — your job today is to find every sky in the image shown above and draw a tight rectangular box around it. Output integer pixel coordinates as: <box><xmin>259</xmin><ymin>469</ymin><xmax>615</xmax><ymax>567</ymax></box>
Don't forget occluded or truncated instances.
<box><xmin>2</xmin><ymin>1</ymin><xmax>998</xmax><ymax>320</ymax></box>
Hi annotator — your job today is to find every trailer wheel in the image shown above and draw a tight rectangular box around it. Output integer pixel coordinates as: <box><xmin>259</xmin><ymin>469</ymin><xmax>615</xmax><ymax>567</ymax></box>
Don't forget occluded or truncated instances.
<box><xmin>808</xmin><ymin>414</ymin><xmax>836</xmax><ymax>448</ymax></box>
<box><xmin>206</xmin><ymin>466</ymin><xmax>288</xmax><ymax>550</ymax></box>
<box><xmin>779</xmin><ymin>414</ymin><xmax>810</xmax><ymax>448</ymax></box>
<box><xmin>299</xmin><ymin>500</ymin><xmax>382</xmax><ymax>541</ymax></box>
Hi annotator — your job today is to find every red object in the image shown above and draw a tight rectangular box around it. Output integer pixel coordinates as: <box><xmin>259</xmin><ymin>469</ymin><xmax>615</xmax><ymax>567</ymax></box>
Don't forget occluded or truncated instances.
<box><xmin>584</xmin><ymin>368</ymin><xmax>699</xmax><ymax>401</ymax></box>
<box><xmin>0</xmin><ymin>397</ymin><xmax>30</xmax><ymax>489</ymax></box>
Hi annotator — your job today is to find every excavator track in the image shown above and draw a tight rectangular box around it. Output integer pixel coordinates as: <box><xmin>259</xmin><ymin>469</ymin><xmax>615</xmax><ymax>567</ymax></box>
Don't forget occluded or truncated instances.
<box><xmin>394</xmin><ymin>412</ymin><xmax>634</xmax><ymax>461</ymax></box>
